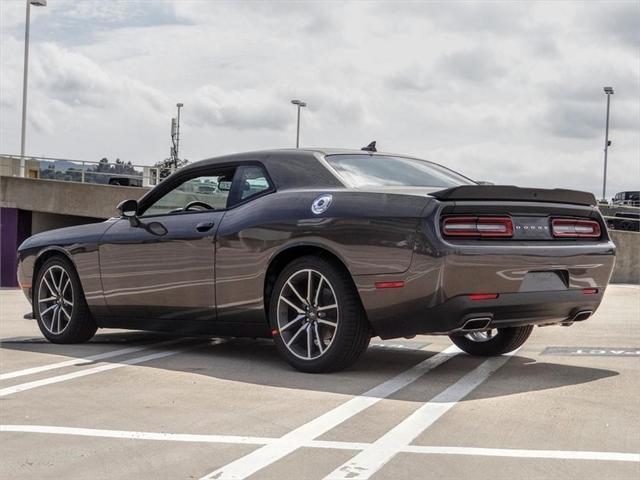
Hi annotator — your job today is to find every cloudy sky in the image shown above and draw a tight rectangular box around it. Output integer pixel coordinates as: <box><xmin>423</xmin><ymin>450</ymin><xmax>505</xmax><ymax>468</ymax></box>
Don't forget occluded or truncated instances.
<box><xmin>1</xmin><ymin>0</ymin><xmax>638</xmax><ymax>196</ymax></box>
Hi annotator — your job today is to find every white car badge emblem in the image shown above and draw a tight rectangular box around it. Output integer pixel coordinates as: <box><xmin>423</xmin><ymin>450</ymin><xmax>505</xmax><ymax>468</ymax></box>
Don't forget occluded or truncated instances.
<box><xmin>311</xmin><ymin>194</ymin><xmax>333</xmax><ymax>214</ymax></box>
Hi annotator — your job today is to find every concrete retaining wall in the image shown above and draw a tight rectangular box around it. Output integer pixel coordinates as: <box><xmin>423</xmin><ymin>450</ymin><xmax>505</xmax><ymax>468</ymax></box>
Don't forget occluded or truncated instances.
<box><xmin>610</xmin><ymin>230</ymin><xmax>639</xmax><ymax>284</ymax></box>
<box><xmin>0</xmin><ymin>176</ymin><xmax>149</xmax><ymax>219</ymax></box>
<box><xmin>31</xmin><ymin>211</ymin><xmax>102</xmax><ymax>235</ymax></box>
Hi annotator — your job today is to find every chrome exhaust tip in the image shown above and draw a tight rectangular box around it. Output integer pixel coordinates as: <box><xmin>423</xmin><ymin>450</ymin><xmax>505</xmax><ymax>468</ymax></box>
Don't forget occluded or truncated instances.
<box><xmin>562</xmin><ymin>310</ymin><xmax>594</xmax><ymax>326</ymax></box>
<box><xmin>571</xmin><ymin>310</ymin><xmax>593</xmax><ymax>322</ymax></box>
<box><xmin>460</xmin><ymin>317</ymin><xmax>492</xmax><ymax>332</ymax></box>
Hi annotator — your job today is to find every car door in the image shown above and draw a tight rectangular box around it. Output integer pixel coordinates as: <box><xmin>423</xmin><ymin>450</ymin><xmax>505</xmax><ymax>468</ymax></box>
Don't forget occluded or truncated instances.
<box><xmin>98</xmin><ymin>166</ymin><xmax>236</xmax><ymax>324</ymax></box>
<box><xmin>215</xmin><ymin>164</ymin><xmax>277</xmax><ymax>325</ymax></box>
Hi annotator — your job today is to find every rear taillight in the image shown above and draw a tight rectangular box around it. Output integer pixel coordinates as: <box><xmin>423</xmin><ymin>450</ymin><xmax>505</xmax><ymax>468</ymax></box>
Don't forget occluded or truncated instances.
<box><xmin>442</xmin><ymin>216</ymin><xmax>513</xmax><ymax>238</ymax></box>
<box><xmin>551</xmin><ymin>218</ymin><xmax>601</xmax><ymax>238</ymax></box>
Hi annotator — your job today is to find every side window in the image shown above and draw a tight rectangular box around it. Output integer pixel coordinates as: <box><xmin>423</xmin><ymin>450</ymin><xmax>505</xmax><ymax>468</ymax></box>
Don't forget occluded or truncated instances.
<box><xmin>142</xmin><ymin>168</ymin><xmax>236</xmax><ymax>216</ymax></box>
<box><xmin>234</xmin><ymin>165</ymin><xmax>273</xmax><ymax>203</ymax></box>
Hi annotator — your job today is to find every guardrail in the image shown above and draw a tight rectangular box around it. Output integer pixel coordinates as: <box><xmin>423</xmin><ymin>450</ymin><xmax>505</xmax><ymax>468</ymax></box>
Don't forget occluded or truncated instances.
<box><xmin>0</xmin><ymin>154</ymin><xmax>166</xmax><ymax>187</ymax></box>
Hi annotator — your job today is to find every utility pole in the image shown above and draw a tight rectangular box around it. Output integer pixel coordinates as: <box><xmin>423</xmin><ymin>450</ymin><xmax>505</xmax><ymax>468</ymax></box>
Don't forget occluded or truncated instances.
<box><xmin>175</xmin><ymin>102</ymin><xmax>183</xmax><ymax>165</ymax></box>
<box><xmin>602</xmin><ymin>87</ymin><xmax>614</xmax><ymax>201</ymax></box>
<box><xmin>170</xmin><ymin>103</ymin><xmax>183</xmax><ymax>171</ymax></box>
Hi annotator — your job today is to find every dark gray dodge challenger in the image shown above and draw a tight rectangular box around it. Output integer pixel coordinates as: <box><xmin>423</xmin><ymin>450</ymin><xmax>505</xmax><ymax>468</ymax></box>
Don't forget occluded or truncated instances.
<box><xmin>17</xmin><ymin>148</ymin><xmax>616</xmax><ymax>372</ymax></box>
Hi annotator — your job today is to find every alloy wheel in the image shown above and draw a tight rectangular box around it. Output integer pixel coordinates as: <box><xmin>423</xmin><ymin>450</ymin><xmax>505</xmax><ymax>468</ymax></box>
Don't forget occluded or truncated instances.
<box><xmin>276</xmin><ymin>268</ymin><xmax>339</xmax><ymax>360</ymax></box>
<box><xmin>38</xmin><ymin>265</ymin><xmax>74</xmax><ymax>335</ymax></box>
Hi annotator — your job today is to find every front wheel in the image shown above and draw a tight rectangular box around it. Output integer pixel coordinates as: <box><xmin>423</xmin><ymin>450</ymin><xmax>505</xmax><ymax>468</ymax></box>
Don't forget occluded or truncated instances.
<box><xmin>449</xmin><ymin>325</ymin><xmax>533</xmax><ymax>356</ymax></box>
<box><xmin>34</xmin><ymin>256</ymin><xmax>97</xmax><ymax>344</ymax></box>
<box><xmin>269</xmin><ymin>256</ymin><xmax>370</xmax><ymax>373</ymax></box>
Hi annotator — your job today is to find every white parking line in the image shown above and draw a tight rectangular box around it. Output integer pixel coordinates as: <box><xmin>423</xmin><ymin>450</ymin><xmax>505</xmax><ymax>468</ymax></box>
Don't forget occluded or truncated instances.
<box><xmin>401</xmin><ymin>445</ymin><xmax>640</xmax><ymax>462</ymax></box>
<box><xmin>309</xmin><ymin>440</ymin><xmax>371</xmax><ymax>451</ymax></box>
<box><xmin>200</xmin><ymin>345</ymin><xmax>460</xmax><ymax>480</ymax></box>
<box><xmin>0</xmin><ymin>425</ymin><xmax>273</xmax><ymax>445</ymax></box>
<box><xmin>0</xmin><ymin>338</ymin><xmax>186</xmax><ymax>381</ymax></box>
<box><xmin>324</xmin><ymin>350</ymin><xmax>518</xmax><ymax>480</ymax></box>
<box><xmin>2</xmin><ymin>425</ymin><xmax>637</xmax><ymax>464</ymax></box>
<box><xmin>0</xmin><ymin>340</ymin><xmax>210</xmax><ymax>397</ymax></box>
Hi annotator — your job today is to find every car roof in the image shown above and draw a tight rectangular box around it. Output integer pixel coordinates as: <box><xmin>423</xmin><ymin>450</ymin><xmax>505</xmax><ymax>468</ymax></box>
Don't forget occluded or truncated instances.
<box><xmin>177</xmin><ymin>148</ymin><xmax>470</xmax><ymax>191</ymax></box>
<box><xmin>178</xmin><ymin>148</ymin><xmax>423</xmax><ymax>190</ymax></box>
<box><xmin>193</xmin><ymin>147</ymin><xmax>408</xmax><ymax>163</ymax></box>
<box><xmin>179</xmin><ymin>148</ymin><xmax>348</xmax><ymax>190</ymax></box>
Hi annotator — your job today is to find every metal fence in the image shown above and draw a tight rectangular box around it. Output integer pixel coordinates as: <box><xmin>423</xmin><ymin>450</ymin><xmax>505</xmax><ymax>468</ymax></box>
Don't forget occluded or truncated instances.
<box><xmin>0</xmin><ymin>154</ymin><xmax>163</xmax><ymax>187</ymax></box>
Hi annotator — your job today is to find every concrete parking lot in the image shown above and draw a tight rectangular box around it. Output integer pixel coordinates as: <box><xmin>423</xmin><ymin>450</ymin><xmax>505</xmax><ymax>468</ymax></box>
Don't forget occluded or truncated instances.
<box><xmin>1</xmin><ymin>286</ymin><xmax>638</xmax><ymax>479</ymax></box>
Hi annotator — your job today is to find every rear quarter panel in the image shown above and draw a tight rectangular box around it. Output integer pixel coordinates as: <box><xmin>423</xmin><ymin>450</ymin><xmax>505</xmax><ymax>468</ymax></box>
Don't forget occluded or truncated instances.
<box><xmin>214</xmin><ymin>189</ymin><xmax>430</xmax><ymax>323</ymax></box>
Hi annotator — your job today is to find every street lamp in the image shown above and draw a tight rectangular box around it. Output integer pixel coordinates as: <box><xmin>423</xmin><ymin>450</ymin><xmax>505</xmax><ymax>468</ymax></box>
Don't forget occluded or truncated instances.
<box><xmin>20</xmin><ymin>0</ymin><xmax>47</xmax><ymax>177</ymax></box>
<box><xmin>602</xmin><ymin>86</ymin><xmax>614</xmax><ymax>201</ymax></box>
<box><xmin>291</xmin><ymin>99</ymin><xmax>307</xmax><ymax>148</ymax></box>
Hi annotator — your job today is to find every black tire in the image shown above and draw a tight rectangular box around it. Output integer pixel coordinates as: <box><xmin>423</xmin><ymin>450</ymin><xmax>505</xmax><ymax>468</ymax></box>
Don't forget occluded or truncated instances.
<box><xmin>448</xmin><ymin>325</ymin><xmax>533</xmax><ymax>356</ymax></box>
<box><xmin>33</xmin><ymin>256</ymin><xmax>97</xmax><ymax>344</ymax></box>
<box><xmin>269</xmin><ymin>255</ymin><xmax>370</xmax><ymax>373</ymax></box>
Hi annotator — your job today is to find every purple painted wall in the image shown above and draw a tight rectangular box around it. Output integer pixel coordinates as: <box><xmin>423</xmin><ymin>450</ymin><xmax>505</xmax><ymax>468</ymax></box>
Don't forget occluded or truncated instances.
<box><xmin>0</xmin><ymin>207</ymin><xmax>31</xmax><ymax>287</ymax></box>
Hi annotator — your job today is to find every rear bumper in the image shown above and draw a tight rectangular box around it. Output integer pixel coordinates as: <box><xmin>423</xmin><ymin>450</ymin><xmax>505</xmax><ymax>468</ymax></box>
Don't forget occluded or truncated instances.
<box><xmin>359</xmin><ymin>283</ymin><xmax>610</xmax><ymax>339</ymax></box>
<box><xmin>355</xmin><ymin>236</ymin><xmax>616</xmax><ymax>339</ymax></box>
<box><xmin>404</xmin><ymin>289</ymin><xmax>603</xmax><ymax>336</ymax></box>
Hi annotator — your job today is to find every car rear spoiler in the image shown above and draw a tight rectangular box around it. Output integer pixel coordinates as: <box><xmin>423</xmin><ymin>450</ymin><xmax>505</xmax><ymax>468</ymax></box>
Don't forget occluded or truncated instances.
<box><xmin>430</xmin><ymin>185</ymin><xmax>597</xmax><ymax>206</ymax></box>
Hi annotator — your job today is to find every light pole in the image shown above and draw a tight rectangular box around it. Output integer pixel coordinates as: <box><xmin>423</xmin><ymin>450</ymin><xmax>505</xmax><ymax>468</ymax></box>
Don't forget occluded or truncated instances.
<box><xmin>290</xmin><ymin>99</ymin><xmax>307</xmax><ymax>148</ymax></box>
<box><xmin>602</xmin><ymin>86</ymin><xmax>614</xmax><ymax>201</ymax></box>
<box><xmin>20</xmin><ymin>0</ymin><xmax>47</xmax><ymax>177</ymax></box>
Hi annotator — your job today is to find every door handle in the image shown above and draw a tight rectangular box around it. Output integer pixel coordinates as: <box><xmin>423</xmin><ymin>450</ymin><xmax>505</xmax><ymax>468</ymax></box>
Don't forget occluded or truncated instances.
<box><xmin>196</xmin><ymin>221</ymin><xmax>215</xmax><ymax>232</ymax></box>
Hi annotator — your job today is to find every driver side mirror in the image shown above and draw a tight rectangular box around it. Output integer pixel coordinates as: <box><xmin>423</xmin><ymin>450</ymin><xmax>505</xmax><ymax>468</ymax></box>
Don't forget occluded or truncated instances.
<box><xmin>117</xmin><ymin>199</ymin><xmax>138</xmax><ymax>217</ymax></box>
<box><xmin>116</xmin><ymin>199</ymin><xmax>140</xmax><ymax>227</ymax></box>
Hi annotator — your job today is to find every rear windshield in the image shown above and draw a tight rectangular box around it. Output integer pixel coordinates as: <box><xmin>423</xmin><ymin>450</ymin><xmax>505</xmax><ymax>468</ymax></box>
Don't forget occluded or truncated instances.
<box><xmin>325</xmin><ymin>154</ymin><xmax>474</xmax><ymax>188</ymax></box>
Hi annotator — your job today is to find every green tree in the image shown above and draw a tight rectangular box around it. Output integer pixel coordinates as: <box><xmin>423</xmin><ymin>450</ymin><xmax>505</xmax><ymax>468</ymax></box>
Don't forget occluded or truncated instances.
<box><xmin>154</xmin><ymin>157</ymin><xmax>189</xmax><ymax>180</ymax></box>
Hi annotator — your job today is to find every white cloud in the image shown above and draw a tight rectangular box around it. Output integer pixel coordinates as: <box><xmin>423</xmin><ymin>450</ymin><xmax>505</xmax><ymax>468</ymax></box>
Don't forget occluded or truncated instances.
<box><xmin>189</xmin><ymin>85</ymin><xmax>289</xmax><ymax>131</ymax></box>
<box><xmin>30</xmin><ymin>43</ymin><xmax>167</xmax><ymax>111</ymax></box>
<box><xmin>435</xmin><ymin>47</ymin><xmax>507</xmax><ymax>83</ymax></box>
<box><xmin>0</xmin><ymin>0</ymin><xmax>638</xmax><ymax>197</ymax></box>
<box><xmin>579</xmin><ymin>1</ymin><xmax>640</xmax><ymax>49</ymax></box>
